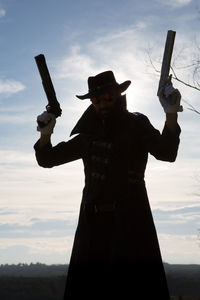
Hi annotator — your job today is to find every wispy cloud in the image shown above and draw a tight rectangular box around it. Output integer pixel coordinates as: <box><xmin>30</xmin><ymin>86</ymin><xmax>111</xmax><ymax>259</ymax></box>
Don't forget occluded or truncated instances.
<box><xmin>0</xmin><ymin>237</ymin><xmax>73</xmax><ymax>264</ymax></box>
<box><xmin>158</xmin><ymin>233</ymin><xmax>200</xmax><ymax>264</ymax></box>
<box><xmin>54</xmin><ymin>24</ymin><xmax>159</xmax><ymax>116</ymax></box>
<box><xmin>0</xmin><ymin>105</ymin><xmax>35</xmax><ymax>124</ymax></box>
<box><xmin>0</xmin><ymin>150</ymin><xmax>34</xmax><ymax>165</ymax></box>
<box><xmin>0</xmin><ymin>8</ymin><xmax>6</xmax><ymax>18</ymax></box>
<box><xmin>55</xmin><ymin>45</ymin><xmax>99</xmax><ymax>80</ymax></box>
<box><xmin>153</xmin><ymin>205</ymin><xmax>200</xmax><ymax>235</ymax></box>
<box><xmin>0</xmin><ymin>218</ymin><xmax>75</xmax><ymax>238</ymax></box>
<box><xmin>1</xmin><ymin>11</ymin><xmax>199</xmax><ymax>265</ymax></box>
<box><xmin>0</xmin><ymin>79</ymin><xmax>25</xmax><ymax>95</ymax></box>
<box><xmin>55</xmin><ymin>24</ymin><xmax>199</xmax><ymax>117</ymax></box>
<box><xmin>157</xmin><ymin>0</ymin><xmax>192</xmax><ymax>8</ymax></box>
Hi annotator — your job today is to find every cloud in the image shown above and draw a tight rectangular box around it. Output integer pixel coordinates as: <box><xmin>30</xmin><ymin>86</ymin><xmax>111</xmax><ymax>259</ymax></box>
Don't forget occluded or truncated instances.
<box><xmin>55</xmin><ymin>45</ymin><xmax>99</xmax><ymax>81</ymax></box>
<box><xmin>0</xmin><ymin>104</ymin><xmax>36</xmax><ymax>125</ymax></box>
<box><xmin>158</xmin><ymin>233</ymin><xmax>200</xmax><ymax>264</ymax></box>
<box><xmin>0</xmin><ymin>8</ymin><xmax>5</xmax><ymax>18</ymax></box>
<box><xmin>54</xmin><ymin>24</ymin><xmax>159</xmax><ymax>116</ymax></box>
<box><xmin>0</xmin><ymin>218</ymin><xmax>76</xmax><ymax>238</ymax></box>
<box><xmin>157</xmin><ymin>0</ymin><xmax>192</xmax><ymax>8</ymax></box>
<box><xmin>1</xmin><ymin>21</ymin><xmax>199</xmax><ymax>265</ymax></box>
<box><xmin>153</xmin><ymin>205</ymin><xmax>200</xmax><ymax>236</ymax></box>
<box><xmin>0</xmin><ymin>237</ymin><xmax>73</xmax><ymax>264</ymax></box>
<box><xmin>0</xmin><ymin>148</ymin><xmax>83</xmax><ymax>227</ymax></box>
<box><xmin>0</xmin><ymin>114</ymin><xmax>31</xmax><ymax>124</ymax></box>
<box><xmin>0</xmin><ymin>210</ymin><xmax>16</xmax><ymax>216</ymax></box>
<box><xmin>0</xmin><ymin>79</ymin><xmax>25</xmax><ymax>95</ymax></box>
<box><xmin>55</xmin><ymin>24</ymin><xmax>199</xmax><ymax>117</ymax></box>
<box><xmin>0</xmin><ymin>150</ymin><xmax>34</xmax><ymax>165</ymax></box>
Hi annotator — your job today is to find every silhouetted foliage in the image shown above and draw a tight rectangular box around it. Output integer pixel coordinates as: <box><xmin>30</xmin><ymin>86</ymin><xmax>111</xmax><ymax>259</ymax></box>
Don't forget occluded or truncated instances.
<box><xmin>0</xmin><ymin>276</ymin><xmax>66</xmax><ymax>300</ymax></box>
<box><xmin>0</xmin><ymin>263</ymin><xmax>68</xmax><ymax>277</ymax></box>
<box><xmin>0</xmin><ymin>263</ymin><xmax>200</xmax><ymax>299</ymax></box>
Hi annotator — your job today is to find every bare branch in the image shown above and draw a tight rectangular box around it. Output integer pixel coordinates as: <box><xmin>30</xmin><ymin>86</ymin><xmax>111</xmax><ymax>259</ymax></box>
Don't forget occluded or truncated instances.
<box><xmin>170</xmin><ymin>66</ymin><xmax>200</xmax><ymax>92</ymax></box>
<box><xmin>146</xmin><ymin>49</ymin><xmax>160</xmax><ymax>74</ymax></box>
<box><xmin>146</xmin><ymin>44</ymin><xmax>200</xmax><ymax>115</ymax></box>
<box><xmin>147</xmin><ymin>49</ymin><xmax>200</xmax><ymax>91</ymax></box>
<box><xmin>182</xmin><ymin>99</ymin><xmax>200</xmax><ymax>115</ymax></box>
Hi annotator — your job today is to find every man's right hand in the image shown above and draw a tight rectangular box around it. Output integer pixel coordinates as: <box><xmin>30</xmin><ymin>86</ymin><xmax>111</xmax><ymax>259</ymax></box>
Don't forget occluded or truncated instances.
<box><xmin>37</xmin><ymin>111</ymin><xmax>56</xmax><ymax>135</ymax></box>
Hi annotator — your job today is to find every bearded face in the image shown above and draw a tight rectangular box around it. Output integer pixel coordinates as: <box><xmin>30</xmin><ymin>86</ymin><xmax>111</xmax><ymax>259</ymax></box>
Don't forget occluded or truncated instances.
<box><xmin>91</xmin><ymin>91</ymin><xmax>126</xmax><ymax>119</ymax></box>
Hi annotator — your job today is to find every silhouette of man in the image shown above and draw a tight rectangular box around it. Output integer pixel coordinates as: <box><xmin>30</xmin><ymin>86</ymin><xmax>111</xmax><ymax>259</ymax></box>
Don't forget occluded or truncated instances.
<box><xmin>34</xmin><ymin>71</ymin><xmax>182</xmax><ymax>299</ymax></box>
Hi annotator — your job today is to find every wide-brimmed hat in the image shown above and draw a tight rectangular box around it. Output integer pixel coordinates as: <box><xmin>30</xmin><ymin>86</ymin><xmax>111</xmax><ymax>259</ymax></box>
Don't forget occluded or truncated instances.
<box><xmin>76</xmin><ymin>71</ymin><xmax>131</xmax><ymax>100</ymax></box>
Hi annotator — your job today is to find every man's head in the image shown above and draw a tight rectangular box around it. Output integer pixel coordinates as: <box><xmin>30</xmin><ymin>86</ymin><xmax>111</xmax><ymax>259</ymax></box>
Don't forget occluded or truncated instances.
<box><xmin>76</xmin><ymin>70</ymin><xmax>131</xmax><ymax>119</ymax></box>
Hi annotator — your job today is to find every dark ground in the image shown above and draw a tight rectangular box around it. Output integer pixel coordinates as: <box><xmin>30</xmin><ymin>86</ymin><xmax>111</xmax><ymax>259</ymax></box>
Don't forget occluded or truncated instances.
<box><xmin>0</xmin><ymin>263</ymin><xmax>200</xmax><ymax>299</ymax></box>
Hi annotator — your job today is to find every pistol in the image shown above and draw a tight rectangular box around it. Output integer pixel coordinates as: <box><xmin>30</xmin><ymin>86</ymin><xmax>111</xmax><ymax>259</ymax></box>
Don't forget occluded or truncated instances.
<box><xmin>35</xmin><ymin>54</ymin><xmax>62</xmax><ymax>127</ymax></box>
<box><xmin>157</xmin><ymin>30</ymin><xmax>176</xmax><ymax>97</ymax></box>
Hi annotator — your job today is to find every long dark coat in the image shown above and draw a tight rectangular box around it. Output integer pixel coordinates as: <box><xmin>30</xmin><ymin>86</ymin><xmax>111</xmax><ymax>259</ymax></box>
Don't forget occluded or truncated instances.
<box><xmin>34</xmin><ymin>104</ymin><xmax>181</xmax><ymax>299</ymax></box>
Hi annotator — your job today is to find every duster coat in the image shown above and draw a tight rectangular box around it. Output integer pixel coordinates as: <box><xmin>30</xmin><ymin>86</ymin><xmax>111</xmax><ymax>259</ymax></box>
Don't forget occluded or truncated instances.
<box><xmin>34</xmin><ymin>104</ymin><xmax>181</xmax><ymax>299</ymax></box>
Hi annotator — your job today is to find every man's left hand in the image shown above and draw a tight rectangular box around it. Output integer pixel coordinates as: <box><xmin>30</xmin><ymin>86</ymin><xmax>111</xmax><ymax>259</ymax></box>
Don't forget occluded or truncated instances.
<box><xmin>158</xmin><ymin>76</ymin><xmax>183</xmax><ymax>113</ymax></box>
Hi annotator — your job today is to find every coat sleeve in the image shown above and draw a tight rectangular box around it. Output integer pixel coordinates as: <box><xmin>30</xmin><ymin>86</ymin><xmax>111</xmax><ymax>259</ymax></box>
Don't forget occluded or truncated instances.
<box><xmin>34</xmin><ymin>134</ymin><xmax>87</xmax><ymax>168</ymax></box>
<box><xmin>137</xmin><ymin>113</ymin><xmax>181</xmax><ymax>162</ymax></box>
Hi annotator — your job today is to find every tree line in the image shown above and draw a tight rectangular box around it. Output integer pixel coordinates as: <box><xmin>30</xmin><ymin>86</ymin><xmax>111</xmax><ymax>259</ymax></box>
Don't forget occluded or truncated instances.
<box><xmin>0</xmin><ymin>263</ymin><xmax>200</xmax><ymax>299</ymax></box>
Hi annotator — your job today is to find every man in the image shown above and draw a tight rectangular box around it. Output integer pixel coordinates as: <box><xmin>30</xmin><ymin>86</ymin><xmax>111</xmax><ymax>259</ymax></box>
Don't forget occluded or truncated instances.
<box><xmin>34</xmin><ymin>71</ymin><xmax>182</xmax><ymax>299</ymax></box>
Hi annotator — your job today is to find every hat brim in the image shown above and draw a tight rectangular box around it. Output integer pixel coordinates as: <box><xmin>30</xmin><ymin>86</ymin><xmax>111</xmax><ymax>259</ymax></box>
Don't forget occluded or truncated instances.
<box><xmin>76</xmin><ymin>80</ymin><xmax>131</xmax><ymax>100</ymax></box>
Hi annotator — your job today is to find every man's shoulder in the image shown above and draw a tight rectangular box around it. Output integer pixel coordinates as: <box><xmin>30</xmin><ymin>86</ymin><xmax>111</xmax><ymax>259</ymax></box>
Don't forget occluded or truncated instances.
<box><xmin>127</xmin><ymin>111</ymin><xmax>149</xmax><ymax>122</ymax></box>
<box><xmin>126</xmin><ymin>112</ymin><xmax>153</xmax><ymax>133</ymax></box>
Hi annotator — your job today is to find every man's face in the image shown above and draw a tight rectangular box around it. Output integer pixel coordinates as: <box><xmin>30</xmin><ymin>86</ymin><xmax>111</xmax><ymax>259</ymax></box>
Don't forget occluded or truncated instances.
<box><xmin>91</xmin><ymin>91</ymin><xmax>120</xmax><ymax>119</ymax></box>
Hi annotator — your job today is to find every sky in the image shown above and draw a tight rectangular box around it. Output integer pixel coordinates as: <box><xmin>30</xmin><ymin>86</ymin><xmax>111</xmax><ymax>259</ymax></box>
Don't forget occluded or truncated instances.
<box><xmin>0</xmin><ymin>0</ymin><xmax>200</xmax><ymax>265</ymax></box>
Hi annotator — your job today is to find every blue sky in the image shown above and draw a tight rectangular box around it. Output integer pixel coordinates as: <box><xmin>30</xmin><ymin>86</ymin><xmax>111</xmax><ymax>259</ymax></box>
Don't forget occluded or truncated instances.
<box><xmin>0</xmin><ymin>0</ymin><xmax>200</xmax><ymax>265</ymax></box>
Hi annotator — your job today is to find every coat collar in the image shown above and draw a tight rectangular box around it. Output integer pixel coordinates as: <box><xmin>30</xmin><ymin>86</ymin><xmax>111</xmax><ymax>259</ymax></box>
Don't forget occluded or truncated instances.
<box><xmin>70</xmin><ymin>104</ymin><xmax>99</xmax><ymax>136</ymax></box>
<box><xmin>70</xmin><ymin>96</ymin><xmax>129</xmax><ymax>137</ymax></box>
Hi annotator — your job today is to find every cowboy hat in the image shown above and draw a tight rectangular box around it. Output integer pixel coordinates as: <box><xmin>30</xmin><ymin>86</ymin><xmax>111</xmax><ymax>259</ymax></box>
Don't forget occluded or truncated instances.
<box><xmin>76</xmin><ymin>70</ymin><xmax>131</xmax><ymax>100</ymax></box>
